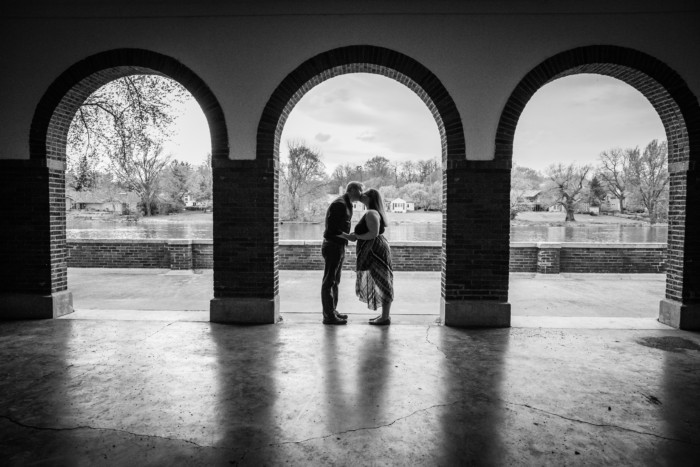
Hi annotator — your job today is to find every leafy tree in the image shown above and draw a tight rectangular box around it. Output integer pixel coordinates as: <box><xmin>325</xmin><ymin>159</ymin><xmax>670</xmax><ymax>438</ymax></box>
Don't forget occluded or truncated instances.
<box><xmin>162</xmin><ymin>160</ymin><xmax>194</xmax><ymax>209</ymax></box>
<box><xmin>364</xmin><ymin>155</ymin><xmax>392</xmax><ymax>179</ymax></box>
<box><xmin>598</xmin><ymin>147</ymin><xmax>635</xmax><ymax>211</ymax></box>
<box><xmin>543</xmin><ymin>163</ymin><xmax>592</xmax><ymax>222</ymax></box>
<box><xmin>417</xmin><ymin>158</ymin><xmax>441</xmax><ymax>183</ymax></box>
<box><xmin>510</xmin><ymin>164</ymin><xmax>545</xmax><ymax>219</ymax></box>
<box><xmin>280</xmin><ymin>140</ymin><xmax>328</xmax><ymax>220</ymax></box>
<box><xmin>629</xmin><ymin>139</ymin><xmax>669</xmax><ymax>224</ymax></box>
<box><xmin>192</xmin><ymin>154</ymin><xmax>213</xmax><ymax>204</ymax></box>
<box><xmin>588</xmin><ymin>175</ymin><xmax>606</xmax><ymax>207</ymax></box>
<box><xmin>69</xmin><ymin>152</ymin><xmax>98</xmax><ymax>191</ymax></box>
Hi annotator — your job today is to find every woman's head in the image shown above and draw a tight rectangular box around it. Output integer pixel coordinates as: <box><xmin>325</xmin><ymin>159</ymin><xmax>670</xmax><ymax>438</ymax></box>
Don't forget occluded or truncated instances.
<box><xmin>361</xmin><ymin>189</ymin><xmax>388</xmax><ymax>224</ymax></box>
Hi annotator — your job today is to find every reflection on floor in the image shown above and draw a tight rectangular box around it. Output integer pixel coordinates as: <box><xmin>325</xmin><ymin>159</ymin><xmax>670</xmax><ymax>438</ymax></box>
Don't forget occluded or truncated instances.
<box><xmin>1</xmin><ymin>320</ymin><xmax>698</xmax><ymax>464</ymax></box>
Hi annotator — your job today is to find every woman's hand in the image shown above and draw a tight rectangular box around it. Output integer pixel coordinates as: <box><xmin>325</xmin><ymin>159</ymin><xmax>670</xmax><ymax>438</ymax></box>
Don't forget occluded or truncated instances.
<box><xmin>338</xmin><ymin>232</ymin><xmax>357</xmax><ymax>242</ymax></box>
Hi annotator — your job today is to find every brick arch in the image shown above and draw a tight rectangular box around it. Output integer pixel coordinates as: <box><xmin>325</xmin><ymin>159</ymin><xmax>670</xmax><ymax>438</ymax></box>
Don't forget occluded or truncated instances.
<box><xmin>496</xmin><ymin>45</ymin><xmax>700</xmax><ymax>324</ymax></box>
<box><xmin>31</xmin><ymin>48</ymin><xmax>228</xmax><ymax>164</ymax></box>
<box><xmin>256</xmin><ymin>45</ymin><xmax>464</xmax><ymax>165</ymax></box>
<box><xmin>29</xmin><ymin>48</ymin><xmax>227</xmax><ymax>296</ymax></box>
<box><xmin>246</xmin><ymin>45</ymin><xmax>463</xmax><ymax>324</ymax></box>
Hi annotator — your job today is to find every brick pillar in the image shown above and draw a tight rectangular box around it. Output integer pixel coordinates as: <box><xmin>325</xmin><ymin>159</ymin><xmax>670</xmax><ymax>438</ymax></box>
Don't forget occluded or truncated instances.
<box><xmin>536</xmin><ymin>243</ymin><xmax>561</xmax><ymax>274</ymax></box>
<box><xmin>660</xmin><ymin>166</ymin><xmax>700</xmax><ymax>329</ymax></box>
<box><xmin>209</xmin><ymin>158</ymin><xmax>279</xmax><ymax>324</ymax></box>
<box><xmin>0</xmin><ymin>160</ymin><xmax>73</xmax><ymax>319</ymax></box>
<box><xmin>167</xmin><ymin>240</ymin><xmax>193</xmax><ymax>270</ymax></box>
<box><xmin>441</xmin><ymin>161</ymin><xmax>511</xmax><ymax>327</ymax></box>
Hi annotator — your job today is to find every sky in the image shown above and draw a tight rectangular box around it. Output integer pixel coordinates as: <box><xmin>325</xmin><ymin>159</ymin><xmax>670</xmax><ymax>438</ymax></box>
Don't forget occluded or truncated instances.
<box><xmin>166</xmin><ymin>72</ymin><xmax>666</xmax><ymax>174</ymax></box>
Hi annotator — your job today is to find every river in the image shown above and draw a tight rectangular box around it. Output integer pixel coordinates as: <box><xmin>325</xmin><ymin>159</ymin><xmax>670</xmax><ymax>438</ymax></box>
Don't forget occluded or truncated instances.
<box><xmin>67</xmin><ymin>214</ymin><xmax>668</xmax><ymax>243</ymax></box>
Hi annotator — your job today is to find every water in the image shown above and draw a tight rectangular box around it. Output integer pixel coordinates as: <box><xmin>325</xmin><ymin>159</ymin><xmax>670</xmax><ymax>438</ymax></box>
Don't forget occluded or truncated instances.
<box><xmin>67</xmin><ymin>214</ymin><xmax>668</xmax><ymax>243</ymax></box>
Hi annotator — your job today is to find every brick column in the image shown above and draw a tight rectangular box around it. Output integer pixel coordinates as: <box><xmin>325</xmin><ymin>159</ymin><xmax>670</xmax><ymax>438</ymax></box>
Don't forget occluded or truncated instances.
<box><xmin>0</xmin><ymin>160</ymin><xmax>73</xmax><ymax>319</ymax></box>
<box><xmin>209</xmin><ymin>158</ymin><xmax>279</xmax><ymax>324</ymax></box>
<box><xmin>167</xmin><ymin>240</ymin><xmax>193</xmax><ymax>270</ymax></box>
<box><xmin>536</xmin><ymin>243</ymin><xmax>561</xmax><ymax>274</ymax></box>
<box><xmin>660</xmin><ymin>166</ymin><xmax>700</xmax><ymax>329</ymax></box>
<box><xmin>441</xmin><ymin>161</ymin><xmax>511</xmax><ymax>327</ymax></box>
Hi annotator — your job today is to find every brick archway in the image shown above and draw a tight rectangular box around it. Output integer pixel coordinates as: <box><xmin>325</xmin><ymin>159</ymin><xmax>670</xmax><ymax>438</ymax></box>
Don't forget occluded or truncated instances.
<box><xmin>19</xmin><ymin>49</ymin><xmax>226</xmax><ymax>318</ymax></box>
<box><xmin>497</xmin><ymin>45</ymin><xmax>700</xmax><ymax>329</ymax></box>
<box><xmin>211</xmin><ymin>45</ymin><xmax>466</xmax><ymax>324</ymax></box>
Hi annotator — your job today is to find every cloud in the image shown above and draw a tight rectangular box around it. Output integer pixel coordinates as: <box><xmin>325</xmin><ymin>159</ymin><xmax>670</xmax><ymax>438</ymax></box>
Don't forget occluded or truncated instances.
<box><xmin>356</xmin><ymin>131</ymin><xmax>375</xmax><ymax>142</ymax></box>
<box><xmin>315</xmin><ymin>132</ymin><xmax>331</xmax><ymax>142</ymax></box>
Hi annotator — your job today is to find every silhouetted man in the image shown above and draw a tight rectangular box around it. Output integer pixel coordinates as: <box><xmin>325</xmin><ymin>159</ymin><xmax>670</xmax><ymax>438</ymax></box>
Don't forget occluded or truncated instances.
<box><xmin>321</xmin><ymin>181</ymin><xmax>363</xmax><ymax>324</ymax></box>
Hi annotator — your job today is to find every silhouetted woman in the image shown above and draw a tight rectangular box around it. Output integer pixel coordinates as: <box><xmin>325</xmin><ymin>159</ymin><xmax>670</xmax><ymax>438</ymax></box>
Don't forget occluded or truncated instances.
<box><xmin>339</xmin><ymin>189</ymin><xmax>394</xmax><ymax>325</ymax></box>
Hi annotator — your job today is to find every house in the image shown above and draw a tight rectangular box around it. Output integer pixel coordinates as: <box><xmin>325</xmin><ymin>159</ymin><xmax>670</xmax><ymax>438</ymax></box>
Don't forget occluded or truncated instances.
<box><xmin>389</xmin><ymin>198</ymin><xmax>414</xmax><ymax>213</ymax></box>
<box><xmin>66</xmin><ymin>189</ymin><xmax>139</xmax><ymax>214</ymax></box>
<box><xmin>600</xmin><ymin>194</ymin><xmax>621</xmax><ymax>213</ymax></box>
<box><xmin>519</xmin><ymin>190</ymin><xmax>545</xmax><ymax>211</ymax></box>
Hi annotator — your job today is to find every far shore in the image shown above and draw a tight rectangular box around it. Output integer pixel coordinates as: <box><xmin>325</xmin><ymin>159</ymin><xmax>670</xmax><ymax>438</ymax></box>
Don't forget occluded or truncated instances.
<box><xmin>69</xmin><ymin>209</ymin><xmax>667</xmax><ymax>226</ymax></box>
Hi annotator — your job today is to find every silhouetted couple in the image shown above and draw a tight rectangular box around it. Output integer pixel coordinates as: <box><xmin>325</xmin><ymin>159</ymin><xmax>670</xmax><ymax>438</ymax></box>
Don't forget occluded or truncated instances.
<box><xmin>321</xmin><ymin>181</ymin><xmax>394</xmax><ymax>325</ymax></box>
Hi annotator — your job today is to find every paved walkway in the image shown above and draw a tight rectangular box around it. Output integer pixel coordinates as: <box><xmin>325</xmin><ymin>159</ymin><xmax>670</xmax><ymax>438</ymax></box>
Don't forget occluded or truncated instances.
<box><xmin>66</xmin><ymin>268</ymin><xmax>670</xmax><ymax>329</ymax></box>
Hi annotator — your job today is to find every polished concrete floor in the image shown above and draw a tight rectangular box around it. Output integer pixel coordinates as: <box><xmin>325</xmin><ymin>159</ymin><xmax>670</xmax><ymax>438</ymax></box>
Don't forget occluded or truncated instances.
<box><xmin>1</xmin><ymin>318</ymin><xmax>700</xmax><ymax>465</ymax></box>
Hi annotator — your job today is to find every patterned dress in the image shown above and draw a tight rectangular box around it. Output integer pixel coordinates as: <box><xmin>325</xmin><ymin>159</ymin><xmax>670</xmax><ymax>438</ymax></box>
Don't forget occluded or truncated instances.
<box><xmin>354</xmin><ymin>212</ymin><xmax>394</xmax><ymax>310</ymax></box>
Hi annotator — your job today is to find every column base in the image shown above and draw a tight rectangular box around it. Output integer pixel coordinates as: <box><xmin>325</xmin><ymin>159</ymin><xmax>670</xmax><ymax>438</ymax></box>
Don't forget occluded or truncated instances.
<box><xmin>210</xmin><ymin>295</ymin><xmax>280</xmax><ymax>324</ymax></box>
<box><xmin>659</xmin><ymin>299</ymin><xmax>700</xmax><ymax>330</ymax></box>
<box><xmin>441</xmin><ymin>298</ymin><xmax>511</xmax><ymax>328</ymax></box>
<box><xmin>0</xmin><ymin>291</ymin><xmax>74</xmax><ymax>319</ymax></box>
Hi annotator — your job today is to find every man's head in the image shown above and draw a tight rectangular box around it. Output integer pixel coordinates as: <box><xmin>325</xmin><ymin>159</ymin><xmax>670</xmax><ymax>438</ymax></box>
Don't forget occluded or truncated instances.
<box><xmin>345</xmin><ymin>181</ymin><xmax>364</xmax><ymax>202</ymax></box>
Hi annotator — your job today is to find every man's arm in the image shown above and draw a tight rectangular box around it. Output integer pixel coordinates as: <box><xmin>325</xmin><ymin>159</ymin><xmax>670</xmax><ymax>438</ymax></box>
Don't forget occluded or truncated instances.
<box><xmin>326</xmin><ymin>201</ymin><xmax>347</xmax><ymax>236</ymax></box>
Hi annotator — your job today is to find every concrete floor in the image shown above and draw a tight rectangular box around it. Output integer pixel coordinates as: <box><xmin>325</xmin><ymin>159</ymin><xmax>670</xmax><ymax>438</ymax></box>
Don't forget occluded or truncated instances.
<box><xmin>1</xmin><ymin>319</ymin><xmax>699</xmax><ymax>465</ymax></box>
<box><xmin>66</xmin><ymin>269</ymin><xmax>670</xmax><ymax>328</ymax></box>
<box><xmin>2</xmin><ymin>269</ymin><xmax>696</xmax><ymax>464</ymax></box>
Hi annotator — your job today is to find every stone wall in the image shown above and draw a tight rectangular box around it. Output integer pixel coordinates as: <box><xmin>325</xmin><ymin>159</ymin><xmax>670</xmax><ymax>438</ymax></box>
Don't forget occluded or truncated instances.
<box><xmin>66</xmin><ymin>239</ymin><xmax>667</xmax><ymax>273</ymax></box>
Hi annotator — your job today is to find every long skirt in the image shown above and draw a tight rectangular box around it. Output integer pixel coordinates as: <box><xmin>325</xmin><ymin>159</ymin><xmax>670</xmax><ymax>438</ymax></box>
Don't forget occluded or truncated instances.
<box><xmin>355</xmin><ymin>235</ymin><xmax>394</xmax><ymax>310</ymax></box>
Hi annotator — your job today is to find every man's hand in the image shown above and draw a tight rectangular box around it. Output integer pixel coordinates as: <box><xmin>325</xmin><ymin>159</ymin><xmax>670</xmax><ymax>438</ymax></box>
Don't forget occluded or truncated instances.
<box><xmin>338</xmin><ymin>233</ymin><xmax>357</xmax><ymax>242</ymax></box>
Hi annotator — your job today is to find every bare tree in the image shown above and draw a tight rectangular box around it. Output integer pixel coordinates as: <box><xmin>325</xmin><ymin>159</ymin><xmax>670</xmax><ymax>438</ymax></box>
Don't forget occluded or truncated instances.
<box><xmin>544</xmin><ymin>163</ymin><xmax>592</xmax><ymax>222</ymax></box>
<box><xmin>280</xmin><ymin>140</ymin><xmax>328</xmax><ymax>220</ymax></box>
<box><xmin>598</xmin><ymin>147</ymin><xmax>635</xmax><ymax>211</ymax></box>
<box><xmin>629</xmin><ymin>139</ymin><xmax>669</xmax><ymax>224</ymax></box>
<box><xmin>67</xmin><ymin>75</ymin><xmax>187</xmax><ymax>167</ymax></box>
<box><xmin>108</xmin><ymin>140</ymin><xmax>171</xmax><ymax>216</ymax></box>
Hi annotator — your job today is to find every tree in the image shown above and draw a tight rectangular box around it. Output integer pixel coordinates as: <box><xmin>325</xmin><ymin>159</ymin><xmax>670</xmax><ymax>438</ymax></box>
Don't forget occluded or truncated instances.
<box><xmin>588</xmin><ymin>176</ymin><xmax>606</xmax><ymax>207</ymax></box>
<box><xmin>543</xmin><ymin>163</ymin><xmax>592</xmax><ymax>222</ymax></box>
<box><xmin>162</xmin><ymin>160</ymin><xmax>194</xmax><ymax>208</ymax></box>
<box><xmin>280</xmin><ymin>140</ymin><xmax>328</xmax><ymax>220</ymax></box>
<box><xmin>191</xmin><ymin>154</ymin><xmax>213</xmax><ymax>204</ymax></box>
<box><xmin>69</xmin><ymin>152</ymin><xmax>98</xmax><ymax>191</ymax></box>
<box><xmin>598</xmin><ymin>147</ymin><xmax>635</xmax><ymax>211</ymax></box>
<box><xmin>108</xmin><ymin>140</ymin><xmax>171</xmax><ymax>216</ymax></box>
<box><xmin>66</xmin><ymin>74</ymin><xmax>188</xmax><ymax>215</ymax></box>
<box><xmin>364</xmin><ymin>155</ymin><xmax>392</xmax><ymax>180</ymax></box>
<box><xmin>629</xmin><ymin>139</ymin><xmax>669</xmax><ymax>224</ymax></box>
<box><xmin>510</xmin><ymin>165</ymin><xmax>545</xmax><ymax>219</ymax></box>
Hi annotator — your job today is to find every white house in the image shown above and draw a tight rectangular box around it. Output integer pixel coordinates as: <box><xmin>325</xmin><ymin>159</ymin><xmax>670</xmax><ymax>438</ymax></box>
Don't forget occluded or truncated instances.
<box><xmin>389</xmin><ymin>198</ymin><xmax>414</xmax><ymax>213</ymax></box>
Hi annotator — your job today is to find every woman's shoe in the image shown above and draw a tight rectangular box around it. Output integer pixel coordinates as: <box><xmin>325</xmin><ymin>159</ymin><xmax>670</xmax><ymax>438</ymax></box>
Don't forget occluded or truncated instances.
<box><xmin>369</xmin><ymin>317</ymin><xmax>391</xmax><ymax>325</ymax></box>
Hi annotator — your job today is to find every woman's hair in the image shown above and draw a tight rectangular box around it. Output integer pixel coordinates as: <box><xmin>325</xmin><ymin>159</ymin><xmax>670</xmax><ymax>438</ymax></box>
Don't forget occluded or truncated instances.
<box><xmin>365</xmin><ymin>189</ymin><xmax>388</xmax><ymax>227</ymax></box>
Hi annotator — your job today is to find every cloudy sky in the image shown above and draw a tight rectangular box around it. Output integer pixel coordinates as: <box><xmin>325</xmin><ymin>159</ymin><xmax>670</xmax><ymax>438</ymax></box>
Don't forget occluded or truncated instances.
<box><xmin>166</xmin><ymin>72</ymin><xmax>666</xmax><ymax>174</ymax></box>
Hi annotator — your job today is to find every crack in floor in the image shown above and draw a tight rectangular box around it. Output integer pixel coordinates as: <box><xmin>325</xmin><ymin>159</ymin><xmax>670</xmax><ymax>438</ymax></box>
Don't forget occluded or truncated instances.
<box><xmin>140</xmin><ymin>321</ymin><xmax>177</xmax><ymax>341</ymax></box>
<box><xmin>252</xmin><ymin>399</ymin><xmax>462</xmax><ymax>450</ymax></box>
<box><xmin>0</xmin><ymin>414</ymin><xmax>207</xmax><ymax>448</ymax></box>
<box><xmin>425</xmin><ymin>325</ymin><xmax>448</xmax><ymax>359</ymax></box>
<box><xmin>502</xmin><ymin>400</ymin><xmax>700</xmax><ymax>446</ymax></box>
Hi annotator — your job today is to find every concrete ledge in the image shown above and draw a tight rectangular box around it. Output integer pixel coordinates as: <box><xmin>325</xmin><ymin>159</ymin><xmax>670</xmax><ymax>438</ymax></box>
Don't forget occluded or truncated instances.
<box><xmin>0</xmin><ymin>291</ymin><xmax>74</xmax><ymax>319</ymax></box>
<box><xmin>658</xmin><ymin>299</ymin><xmax>700</xmax><ymax>330</ymax></box>
<box><xmin>210</xmin><ymin>295</ymin><xmax>280</xmax><ymax>324</ymax></box>
<box><xmin>440</xmin><ymin>299</ymin><xmax>511</xmax><ymax>328</ymax></box>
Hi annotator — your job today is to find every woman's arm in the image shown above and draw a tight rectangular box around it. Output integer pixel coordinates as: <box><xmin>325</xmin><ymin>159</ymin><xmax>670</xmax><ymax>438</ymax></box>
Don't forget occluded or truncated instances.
<box><xmin>354</xmin><ymin>211</ymin><xmax>380</xmax><ymax>240</ymax></box>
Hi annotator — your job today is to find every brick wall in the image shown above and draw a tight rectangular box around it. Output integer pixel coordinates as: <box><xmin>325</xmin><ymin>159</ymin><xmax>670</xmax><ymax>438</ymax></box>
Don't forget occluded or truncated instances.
<box><xmin>66</xmin><ymin>239</ymin><xmax>667</xmax><ymax>274</ymax></box>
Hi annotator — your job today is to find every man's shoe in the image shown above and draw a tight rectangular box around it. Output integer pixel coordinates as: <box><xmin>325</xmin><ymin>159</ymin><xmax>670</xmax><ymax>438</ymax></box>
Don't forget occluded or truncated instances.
<box><xmin>334</xmin><ymin>310</ymin><xmax>348</xmax><ymax>320</ymax></box>
<box><xmin>323</xmin><ymin>315</ymin><xmax>347</xmax><ymax>325</ymax></box>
